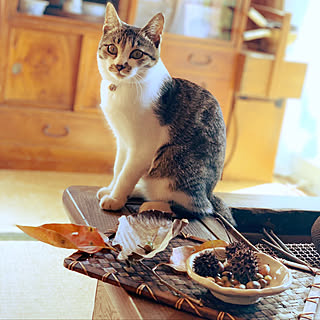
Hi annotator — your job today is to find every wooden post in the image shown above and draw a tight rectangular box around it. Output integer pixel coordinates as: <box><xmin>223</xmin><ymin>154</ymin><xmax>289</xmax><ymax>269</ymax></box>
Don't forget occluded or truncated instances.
<box><xmin>118</xmin><ymin>0</ymin><xmax>138</xmax><ymax>24</ymax></box>
<box><xmin>267</xmin><ymin>12</ymin><xmax>291</xmax><ymax>97</ymax></box>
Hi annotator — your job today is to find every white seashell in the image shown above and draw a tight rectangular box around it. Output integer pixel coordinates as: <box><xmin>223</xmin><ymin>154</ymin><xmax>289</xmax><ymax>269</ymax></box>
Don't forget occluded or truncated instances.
<box><xmin>113</xmin><ymin>211</ymin><xmax>188</xmax><ymax>260</ymax></box>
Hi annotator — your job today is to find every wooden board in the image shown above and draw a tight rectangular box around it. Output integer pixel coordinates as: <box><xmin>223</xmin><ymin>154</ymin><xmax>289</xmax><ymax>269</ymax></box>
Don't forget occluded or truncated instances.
<box><xmin>64</xmin><ymin>186</ymin><xmax>320</xmax><ymax>238</ymax></box>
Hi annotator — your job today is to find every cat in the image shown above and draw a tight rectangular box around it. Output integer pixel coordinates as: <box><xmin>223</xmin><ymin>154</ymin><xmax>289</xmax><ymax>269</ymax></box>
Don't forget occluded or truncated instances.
<box><xmin>96</xmin><ymin>3</ymin><xmax>235</xmax><ymax>225</ymax></box>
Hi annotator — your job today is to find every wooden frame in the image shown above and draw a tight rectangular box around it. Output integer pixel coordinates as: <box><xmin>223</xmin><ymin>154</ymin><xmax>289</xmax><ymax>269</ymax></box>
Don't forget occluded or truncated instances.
<box><xmin>127</xmin><ymin>0</ymin><xmax>251</xmax><ymax>49</ymax></box>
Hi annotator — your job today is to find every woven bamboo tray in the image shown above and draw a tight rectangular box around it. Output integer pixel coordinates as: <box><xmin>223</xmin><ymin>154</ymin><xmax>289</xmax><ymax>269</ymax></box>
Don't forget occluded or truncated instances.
<box><xmin>65</xmin><ymin>238</ymin><xmax>318</xmax><ymax>320</ymax></box>
<box><xmin>63</xmin><ymin>186</ymin><xmax>320</xmax><ymax>320</ymax></box>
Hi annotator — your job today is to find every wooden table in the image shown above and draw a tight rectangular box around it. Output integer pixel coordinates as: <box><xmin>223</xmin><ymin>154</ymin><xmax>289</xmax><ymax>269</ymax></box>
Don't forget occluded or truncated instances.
<box><xmin>63</xmin><ymin>186</ymin><xmax>320</xmax><ymax>320</ymax></box>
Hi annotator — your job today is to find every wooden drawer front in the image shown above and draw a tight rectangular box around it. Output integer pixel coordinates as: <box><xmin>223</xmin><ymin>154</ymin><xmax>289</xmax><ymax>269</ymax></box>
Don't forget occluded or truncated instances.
<box><xmin>238</xmin><ymin>55</ymin><xmax>307</xmax><ymax>98</ymax></box>
<box><xmin>0</xmin><ymin>107</ymin><xmax>115</xmax><ymax>152</ymax></box>
<box><xmin>170</xmin><ymin>70</ymin><xmax>233</xmax><ymax>124</ymax></box>
<box><xmin>276</xmin><ymin>62</ymin><xmax>307</xmax><ymax>98</ymax></box>
<box><xmin>161</xmin><ymin>39</ymin><xmax>236</xmax><ymax>81</ymax></box>
<box><xmin>237</xmin><ymin>55</ymin><xmax>273</xmax><ymax>97</ymax></box>
<box><xmin>223</xmin><ymin>98</ymin><xmax>285</xmax><ymax>182</ymax></box>
<box><xmin>4</xmin><ymin>28</ymin><xmax>81</xmax><ymax>110</ymax></box>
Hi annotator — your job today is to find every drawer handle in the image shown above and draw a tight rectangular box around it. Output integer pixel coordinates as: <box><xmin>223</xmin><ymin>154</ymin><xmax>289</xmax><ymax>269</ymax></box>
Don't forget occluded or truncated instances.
<box><xmin>42</xmin><ymin>124</ymin><xmax>70</xmax><ymax>138</ymax></box>
<box><xmin>187</xmin><ymin>53</ymin><xmax>212</xmax><ymax>66</ymax></box>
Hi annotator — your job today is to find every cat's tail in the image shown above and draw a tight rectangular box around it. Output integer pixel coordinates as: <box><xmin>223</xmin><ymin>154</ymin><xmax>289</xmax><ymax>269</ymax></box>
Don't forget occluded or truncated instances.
<box><xmin>171</xmin><ymin>193</ymin><xmax>236</xmax><ymax>226</ymax></box>
<box><xmin>209</xmin><ymin>193</ymin><xmax>237</xmax><ymax>227</ymax></box>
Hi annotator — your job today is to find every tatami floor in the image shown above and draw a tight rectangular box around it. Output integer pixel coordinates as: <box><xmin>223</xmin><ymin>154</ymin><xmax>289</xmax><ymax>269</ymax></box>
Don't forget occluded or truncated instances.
<box><xmin>0</xmin><ymin>169</ymin><xmax>305</xmax><ymax>319</ymax></box>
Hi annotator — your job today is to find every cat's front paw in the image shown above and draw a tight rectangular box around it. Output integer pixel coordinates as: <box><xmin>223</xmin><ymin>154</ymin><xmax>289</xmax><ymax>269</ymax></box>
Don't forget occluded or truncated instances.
<box><xmin>99</xmin><ymin>195</ymin><xmax>125</xmax><ymax>211</ymax></box>
<box><xmin>97</xmin><ymin>187</ymin><xmax>112</xmax><ymax>200</ymax></box>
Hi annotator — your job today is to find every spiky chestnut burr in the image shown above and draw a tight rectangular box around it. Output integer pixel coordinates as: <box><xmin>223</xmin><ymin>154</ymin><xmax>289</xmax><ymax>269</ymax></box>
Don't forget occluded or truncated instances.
<box><xmin>225</xmin><ymin>241</ymin><xmax>246</xmax><ymax>259</ymax></box>
<box><xmin>193</xmin><ymin>251</ymin><xmax>224</xmax><ymax>278</ymax></box>
<box><xmin>225</xmin><ymin>246</ymin><xmax>259</xmax><ymax>285</ymax></box>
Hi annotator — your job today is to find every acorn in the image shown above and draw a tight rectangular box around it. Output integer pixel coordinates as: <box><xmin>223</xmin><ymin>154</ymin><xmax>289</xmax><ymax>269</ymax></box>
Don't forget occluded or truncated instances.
<box><xmin>259</xmin><ymin>264</ymin><xmax>271</xmax><ymax>276</ymax></box>
<box><xmin>258</xmin><ymin>278</ymin><xmax>268</xmax><ymax>288</ymax></box>
<box><xmin>246</xmin><ymin>281</ymin><xmax>261</xmax><ymax>289</ymax></box>
<box><xmin>193</xmin><ymin>251</ymin><xmax>223</xmax><ymax>278</ymax></box>
<box><xmin>264</xmin><ymin>275</ymin><xmax>272</xmax><ymax>285</ymax></box>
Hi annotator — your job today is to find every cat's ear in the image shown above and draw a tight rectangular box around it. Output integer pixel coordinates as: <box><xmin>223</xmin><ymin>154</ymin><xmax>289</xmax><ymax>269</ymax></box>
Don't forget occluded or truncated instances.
<box><xmin>141</xmin><ymin>13</ymin><xmax>164</xmax><ymax>48</ymax></box>
<box><xmin>103</xmin><ymin>2</ymin><xmax>121</xmax><ymax>33</ymax></box>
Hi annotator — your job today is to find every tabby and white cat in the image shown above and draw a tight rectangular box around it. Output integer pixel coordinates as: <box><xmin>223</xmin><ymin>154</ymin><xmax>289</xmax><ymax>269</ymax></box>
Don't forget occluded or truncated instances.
<box><xmin>96</xmin><ymin>3</ymin><xmax>235</xmax><ymax>224</ymax></box>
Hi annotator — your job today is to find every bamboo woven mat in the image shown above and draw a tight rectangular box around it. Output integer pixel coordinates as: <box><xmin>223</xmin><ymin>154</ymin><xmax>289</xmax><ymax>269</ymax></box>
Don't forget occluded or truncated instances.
<box><xmin>64</xmin><ymin>237</ymin><xmax>316</xmax><ymax>320</ymax></box>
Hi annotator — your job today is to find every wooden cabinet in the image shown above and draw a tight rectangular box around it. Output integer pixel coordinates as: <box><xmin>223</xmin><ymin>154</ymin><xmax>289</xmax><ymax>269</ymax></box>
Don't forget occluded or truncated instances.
<box><xmin>0</xmin><ymin>0</ymin><xmax>249</xmax><ymax>173</ymax></box>
<box><xmin>223</xmin><ymin>11</ymin><xmax>307</xmax><ymax>181</ymax></box>
<box><xmin>236</xmin><ymin>52</ymin><xmax>307</xmax><ymax>99</ymax></box>
<box><xmin>223</xmin><ymin>98</ymin><xmax>286</xmax><ymax>181</ymax></box>
<box><xmin>0</xmin><ymin>0</ymin><xmax>306</xmax><ymax>182</ymax></box>
<box><xmin>0</xmin><ymin>0</ymin><xmax>117</xmax><ymax>172</ymax></box>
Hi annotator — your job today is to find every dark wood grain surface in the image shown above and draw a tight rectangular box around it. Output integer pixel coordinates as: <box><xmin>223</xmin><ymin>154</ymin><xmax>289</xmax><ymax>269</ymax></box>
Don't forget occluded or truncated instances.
<box><xmin>63</xmin><ymin>185</ymin><xmax>320</xmax><ymax>238</ymax></box>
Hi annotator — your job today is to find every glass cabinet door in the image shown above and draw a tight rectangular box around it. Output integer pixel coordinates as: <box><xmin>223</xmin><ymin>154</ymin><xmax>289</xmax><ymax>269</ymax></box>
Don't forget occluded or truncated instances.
<box><xmin>134</xmin><ymin>0</ymin><xmax>237</xmax><ymax>41</ymax></box>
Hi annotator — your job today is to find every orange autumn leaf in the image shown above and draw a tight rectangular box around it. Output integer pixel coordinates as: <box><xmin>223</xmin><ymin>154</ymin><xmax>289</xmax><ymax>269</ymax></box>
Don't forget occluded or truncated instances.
<box><xmin>16</xmin><ymin>223</ymin><xmax>110</xmax><ymax>253</ymax></box>
<box><xmin>193</xmin><ymin>240</ymin><xmax>228</xmax><ymax>253</ymax></box>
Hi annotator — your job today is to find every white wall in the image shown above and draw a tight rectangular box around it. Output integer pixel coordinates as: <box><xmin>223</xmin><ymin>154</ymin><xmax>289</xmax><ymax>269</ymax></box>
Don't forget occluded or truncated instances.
<box><xmin>275</xmin><ymin>0</ymin><xmax>320</xmax><ymax>195</ymax></box>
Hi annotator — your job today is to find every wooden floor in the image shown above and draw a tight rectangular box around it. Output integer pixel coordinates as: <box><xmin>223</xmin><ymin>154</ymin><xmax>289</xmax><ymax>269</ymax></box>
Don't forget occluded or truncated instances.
<box><xmin>0</xmin><ymin>169</ymin><xmax>306</xmax><ymax>319</ymax></box>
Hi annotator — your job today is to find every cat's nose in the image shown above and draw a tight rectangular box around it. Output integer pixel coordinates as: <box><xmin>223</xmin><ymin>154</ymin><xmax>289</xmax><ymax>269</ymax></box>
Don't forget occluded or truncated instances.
<box><xmin>115</xmin><ymin>64</ymin><xmax>125</xmax><ymax>71</ymax></box>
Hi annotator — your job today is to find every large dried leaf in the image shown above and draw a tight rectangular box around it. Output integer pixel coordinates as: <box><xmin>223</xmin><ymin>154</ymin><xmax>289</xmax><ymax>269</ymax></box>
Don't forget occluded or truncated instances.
<box><xmin>113</xmin><ymin>211</ymin><xmax>188</xmax><ymax>260</ymax></box>
<box><xmin>17</xmin><ymin>223</ymin><xmax>109</xmax><ymax>253</ymax></box>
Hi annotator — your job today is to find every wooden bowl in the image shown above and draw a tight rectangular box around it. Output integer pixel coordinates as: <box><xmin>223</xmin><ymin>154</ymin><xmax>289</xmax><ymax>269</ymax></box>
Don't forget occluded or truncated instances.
<box><xmin>311</xmin><ymin>216</ymin><xmax>320</xmax><ymax>254</ymax></box>
<box><xmin>186</xmin><ymin>248</ymin><xmax>292</xmax><ymax>305</ymax></box>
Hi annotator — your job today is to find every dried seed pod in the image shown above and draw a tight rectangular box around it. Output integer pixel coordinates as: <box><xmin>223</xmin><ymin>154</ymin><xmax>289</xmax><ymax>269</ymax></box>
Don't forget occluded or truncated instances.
<box><xmin>246</xmin><ymin>281</ymin><xmax>261</xmax><ymax>289</ymax></box>
<box><xmin>258</xmin><ymin>278</ymin><xmax>268</xmax><ymax>288</ymax></box>
<box><xmin>193</xmin><ymin>251</ymin><xmax>222</xmax><ymax>278</ymax></box>
<box><xmin>224</xmin><ymin>280</ymin><xmax>234</xmax><ymax>287</ymax></box>
<box><xmin>222</xmin><ymin>271</ymin><xmax>232</xmax><ymax>278</ymax></box>
<box><xmin>216</xmin><ymin>280</ymin><xmax>224</xmax><ymax>286</ymax></box>
<box><xmin>259</xmin><ymin>264</ymin><xmax>271</xmax><ymax>276</ymax></box>
<box><xmin>225</xmin><ymin>242</ymin><xmax>247</xmax><ymax>259</ymax></box>
<box><xmin>254</xmin><ymin>273</ymin><xmax>264</xmax><ymax>280</ymax></box>
<box><xmin>225</xmin><ymin>246</ymin><xmax>259</xmax><ymax>285</ymax></box>
<box><xmin>264</xmin><ymin>275</ymin><xmax>272</xmax><ymax>284</ymax></box>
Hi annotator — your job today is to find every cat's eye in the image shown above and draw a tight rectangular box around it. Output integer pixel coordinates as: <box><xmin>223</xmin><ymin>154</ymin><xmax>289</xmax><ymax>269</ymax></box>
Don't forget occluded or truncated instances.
<box><xmin>107</xmin><ymin>44</ymin><xmax>118</xmax><ymax>55</ymax></box>
<box><xmin>130</xmin><ymin>49</ymin><xmax>144</xmax><ymax>60</ymax></box>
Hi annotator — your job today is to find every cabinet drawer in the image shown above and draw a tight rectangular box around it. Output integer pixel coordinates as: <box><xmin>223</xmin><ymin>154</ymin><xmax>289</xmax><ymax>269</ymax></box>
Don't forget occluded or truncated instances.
<box><xmin>223</xmin><ymin>98</ymin><xmax>286</xmax><ymax>181</ymax></box>
<box><xmin>237</xmin><ymin>54</ymin><xmax>307</xmax><ymax>98</ymax></box>
<box><xmin>0</xmin><ymin>107</ymin><xmax>115</xmax><ymax>152</ymax></box>
<box><xmin>161</xmin><ymin>39</ymin><xmax>236</xmax><ymax>81</ymax></box>
<box><xmin>4</xmin><ymin>28</ymin><xmax>81</xmax><ymax>110</ymax></box>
